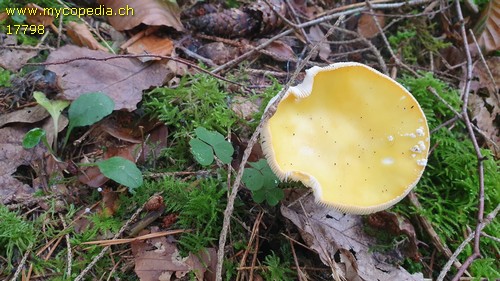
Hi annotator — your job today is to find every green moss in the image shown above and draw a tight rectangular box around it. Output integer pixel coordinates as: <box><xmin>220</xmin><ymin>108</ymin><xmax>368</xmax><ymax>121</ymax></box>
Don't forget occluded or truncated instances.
<box><xmin>0</xmin><ymin>205</ymin><xmax>36</xmax><ymax>270</ymax></box>
<box><xmin>396</xmin><ymin>73</ymin><xmax>500</xmax><ymax>278</ymax></box>
<box><xmin>144</xmin><ymin>72</ymin><xmax>239</xmax><ymax>170</ymax></box>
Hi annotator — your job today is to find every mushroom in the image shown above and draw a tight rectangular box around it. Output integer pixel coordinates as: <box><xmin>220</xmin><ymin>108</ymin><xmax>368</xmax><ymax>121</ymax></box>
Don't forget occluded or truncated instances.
<box><xmin>261</xmin><ymin>62</ymin><xmax>430</xmax><ymax>214</ymax></box>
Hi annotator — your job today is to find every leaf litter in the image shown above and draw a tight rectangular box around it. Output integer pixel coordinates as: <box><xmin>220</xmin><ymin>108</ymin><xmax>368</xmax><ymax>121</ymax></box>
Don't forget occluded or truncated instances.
<box><xmin>0</xmin><ymin>0</ymin><xmax>498</xmax><ymax>279</ymax></box>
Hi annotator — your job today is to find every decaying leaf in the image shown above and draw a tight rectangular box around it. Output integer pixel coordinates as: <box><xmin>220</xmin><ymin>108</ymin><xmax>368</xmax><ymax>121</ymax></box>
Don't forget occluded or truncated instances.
<box><xmin>357</xmin><ymin>11</ymin><xmax>385</xmax><ymax>39</ymax></box>
<box><xmin>475</xmin><ymin>0</ymin><xmax>500</xmax><ymax>53</ymax></box>
<box><xmin>46</xmin><ymin>45</ymin><xmax>172</xmax><ymax>111</ymax></box>
<box><xmin>0</xmin><ymin>35</ymin><xmax>39</xmax><ymax>71</ymax></box>
<box><xmin>0</xmin><ymin>126</ymin><xmax>45</xmax><ymax>204</ymax></box>
<box><xmin>281</xmin><ymin>194</ymin><xmax>424</xmax><ymax>281</ymax></box>
<box><xmin>66</xmin><ymin>22</ymin><xmax>109</xmax><ymax>52</ymax></box>
<box><xmin>0</xmin><ymin>105</ymin><xmax>49</xmax><ymax>128</ymax></box>
<box><xmin>24</xmin><ymin>3</ymin><xmax>56</xmax><ymax>30</ymax></box>
<box><xmin>131</xmin><ymin>232</ymin><xmax>216</xmax><ymax>281</ymax></box>
<box><xmin>97</xmin><ymin>0</ymin><xmax>184</xmax><ymax>31</ymax></box>
<box><xmin>261</xmin><ymin>40</ymin><xmax>296</xmax><ymax>62</ymax></box>
<box><xmin>468</xmin><ymin>57</ymin><xmax>500</xmax><ymax>157</ymax></box>
<box><xmin>125</xmin><ymin>34</ymin><xmax>174</xmax><ymax>61</ymax></box>
<box><xmin>308</xmin><ymin>25</ymin><xmax>331</xmax><ymax>61</ymax></box>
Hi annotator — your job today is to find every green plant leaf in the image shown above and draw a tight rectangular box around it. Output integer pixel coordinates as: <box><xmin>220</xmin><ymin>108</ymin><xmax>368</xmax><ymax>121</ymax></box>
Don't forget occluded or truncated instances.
<box><xmin>252</xmin><ymin>187</ymin><xmax>284</xmax><ymax>206</ymax></box>
<box><xmin>213</xmin><ymin>141</ymin><xmax>234</xmax><ymax>164</ymax></box>
<box><xmin>189</xmin><ymin>138</ymin><xmax>214</xmax><ymax>166</ymax></box>
<box><xmin>243</xmin><ymin>168</ymin><xmax>265</xmax><ymax>191</ymax></box>
<box><xmin>34</xmin><ymin>92</ymin><xmax>70</xmax><ymax>122</ymax></box>
<box><xmin>96</xmin><ymin>157</ymin><xmax>143</xmax><ymax>192</ymax></box>
<box><xmin>22</xmin><ymin>128</ymin><xmax>46</xmax><ymax>148</ymax></box>
<box><xmin>68</xmin><ymin>92</ymin><xmax>114</xmax><ymax>128</ymax></box>
<box><xmin>190</xmin><ymin>127</ymin><xmax>234</xmax><ymax>165</ymax></box>
<box><xmin>194</xmin><ymin>127</ymin><xmax>225</xmax><ymax>146</ymax></box>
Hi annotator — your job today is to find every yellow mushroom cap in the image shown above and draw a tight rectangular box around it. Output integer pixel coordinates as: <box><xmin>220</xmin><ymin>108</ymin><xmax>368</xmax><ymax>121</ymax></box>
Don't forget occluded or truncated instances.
<box><xmin>261</xmin><ymin>62</ymin><xmax>430</xmax><ymax>214</ymax></box>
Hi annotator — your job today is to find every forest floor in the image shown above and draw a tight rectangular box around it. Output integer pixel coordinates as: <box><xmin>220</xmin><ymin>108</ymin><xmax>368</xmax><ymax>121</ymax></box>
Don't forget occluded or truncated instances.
<box><xmin>0</xmin><ymin>0</ymin><xmax>499</xmax><ymax>280</ymax></box>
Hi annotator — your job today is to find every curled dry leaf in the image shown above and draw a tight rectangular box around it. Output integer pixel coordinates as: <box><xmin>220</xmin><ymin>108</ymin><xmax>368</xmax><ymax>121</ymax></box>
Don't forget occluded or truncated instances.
<box><xmin>125</xmin><ymin>34</ymin><xmax>174</xmax><ymax>61</ymax></box>
<box><xmin>357</xmin><ymin>11</ymin><xmax>385</xmax><ymax>39</ymax></box>
<box><xmin>97</xmin><ymin>0</ymin><xmax>184</xmax><ymax>31</ymax></box>
<box><xmin>24</xmin><ymin>3</ymin><xmax>58</xmax><ymax>33</ymax></box>
<box><xmin>66</xmin><ymin>22</ymin><xmax>109</xmax><ymax>52</ymax></box>
<box><xmin>0</xmin><ymin>105</ymin><xmax>49</xmax><ymax>128</ymax></box>
<box><xmin>46</xmin><ymin>45</ymin><xmax>172</xmax><ymax>111</ymax></box>
<box><xmin>281</xmin><ymin>194</ymin><xmax>424</xmax><ymax>281</ymax></box>
<box><xmin>260</xmin><ymin>40</ymin><xmax>296</xmax><ymax>62</ymax></box>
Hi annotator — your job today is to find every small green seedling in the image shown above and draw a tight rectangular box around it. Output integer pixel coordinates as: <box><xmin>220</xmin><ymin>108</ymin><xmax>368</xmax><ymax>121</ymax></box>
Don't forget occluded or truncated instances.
<box><xmin>242</xmin><ymin>159</ymin><xmax>283</xmax><ymax>206</ymax></box>
<box><xmin>96</xmin><ymin>157</ymin><xmax>143</xmax><ymax>193</ymax></box>
<box><xmin>189</xmin><ymin>127</ymin><xmax>234</xmax><ymax>166</ymax></box>
<box><xmin>22</xmin><ymin>92</ymin><xmax>143</xmax><ymax>192</ymax></box>
<box><xmin>33</xmin><ymin>91</ymin><xmax>70</xmax><ymax>154</ymax></box>
<box><xmin>63</xmin><ymin>92</ymin><xmax>115</xmax><ymax>148</ymax></box>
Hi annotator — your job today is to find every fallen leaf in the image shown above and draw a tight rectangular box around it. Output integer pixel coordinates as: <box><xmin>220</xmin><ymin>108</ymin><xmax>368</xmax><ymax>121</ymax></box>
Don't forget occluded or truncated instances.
<box><xmin>24</xmin><ymin>3</ymin><xmax>55</xmax><ymax>27</ymax></box>
<box><xmin>366</xmin><ymin>211</ymin><xmax>420</xmax><ymax>261</ymax></box>
<box><xmin>260</xmin><ymin>40</ymin><xmax>296</xmax><ymax>62</ymax></box>
<box><xmin>281</xmin><ymin>194</ymin><xmax>424</xmax><ymax>281</ymax></box>
<box><xmin>197</xmin><ymin>42</ymin><xmax>239</xmax><ymax>65</ymax></box>
<box><xmin>131</xmin><ymin>231</ymin><xmax>216</xmax><ymax>281</ymax></box>
<box><xmin>66</xmin><ymin>22</ymin><xmax>109</xmax><ymax>52</ymax></box>
<box><xmin>0</xmin><ymin>105</ymin><xmax>49</xmax><ymax>128</ymax></box>
<box><xmin>357</xmin><ymin>11</ymin><xmax>385</xmax><ymax>39</ymax></box>
<box><xmin>46</xmin><ymin>45</ymin><xmax>172</xmax><ymax>111</ymax></box>
<box><xmin>475</xmin><ymin>0</ymin><xmax>500</xmax><ymax>53</ymax></box>
<box><xmin>125</xmin><ymin>34</ymin><xmax>174</xmax><ymax>61</ymax></box>
<box><xmin>0</xmin><ymin>126</ymin><xmax>45</xmax><ymax>204</ymax></box>
<box><xmin>97</xmin><ymin>0</ymin><xmax>184</xmax><ymax>31</ymax></box>
<box><xmin>308</xmin><ymin>25</ymin><xmax>331</xmax><ymax>61</ymax></box>
<box><xmin>467</xmin><ymin>57</ymin><xmax>499</xmax><ymax>157</ymax></box>
<box><xmin>0</xmin><ymin>35</ymin><xmax>39</xmax><ymax>71</ymax></box>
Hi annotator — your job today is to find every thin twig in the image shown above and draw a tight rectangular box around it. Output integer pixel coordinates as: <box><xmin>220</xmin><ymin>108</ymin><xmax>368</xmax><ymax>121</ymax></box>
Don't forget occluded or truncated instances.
<box><xmin>59</xmin><ymin>213</ymin><xmax>73</xmax><ymax>279</ymax></box>
<box><xmin>10</xmin><ymin>243</ymin><xmax>33</xmax><ymax>281</ymax></box>
<box><xmin>449</xmin><ymin>1</ymin><xmax>487</xmax><ymax>280</ymax></box>
<box><xmin>74</xmin><ymin>193</ymin><xmax>159</xmax><ymax>281</ymax></box>
<box><xmin>437</xmin><ymin>204</ymin><xmax>500</xmax><ymax>281</ymax></box>
<box><xmin>365</xmin><ymin>0</ymin><xmax>418</xmax><ymax>76</ymax></box>
<box><xmin>468</xmin><ymin>30</ymin><xmax>498</xmax><ymax>98</ymax></box>
<box><xmin>25</xmin><ymin>54</ymin><xmax>247</xmax><ymax>89</ymax></box>
<box><xmin>214</xmin><ymin>16</ymin><xmax>345</xmax><ymax>281</ymax></box>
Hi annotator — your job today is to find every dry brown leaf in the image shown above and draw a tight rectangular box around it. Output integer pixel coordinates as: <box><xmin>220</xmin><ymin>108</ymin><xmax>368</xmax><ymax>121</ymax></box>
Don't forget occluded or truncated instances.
<box><xmin>125</xmin><ymin>34</ymin><xmax>174</xmax><ymax>61</ymax></box>
<box><xmin>475</xmin><ymin>0</ymin><xmax>500</xmax><ymax>53</ymax></box>
<box><xmin>366</xmin><ymin>211</ymin><xmax>420</xmax><ymax>261</ymax></box>
<box><xmin>357</xmin><ymin>11</ymin><xmax>385</xmax><ymax>39</ymax></box>
<box><xmin>261</xmin><ymin>40</ymin><xmax>296</xmax><ymax>62</ymax></box>
<box><xmin>0</xmin><ymin>12</ymin><xmax>8</xmax><ymax>21</ymax></box>
<box><xmin>281</xmin><ymin>194</ymin><xmax>424</xmax><ymax>281</ymax></box>
<box><xmin>308</xmin><ymin>25</ymin><xmax>331</xmax><ymax>61</ymax></box>
<box><xmin>0</xmin><ymin>126</ymin><xmax>45</xmax><ymax>204</ymax></box>
<box><xmin>0</xmin><ymin>35</ymin><xmax>39</xmax><ymax>71</ymax></box>
<box><xmin>0</xmin><ymin>105</ymin><xmax>49</xmax><ymax>128</ymax></box>
<box><xmin>97</xmin><ymin>0</ymin><xmax>184</xmax><ymax>31</ymax></box>
<box><xmin>46</xmin><ymin>45</ymin><xmax>171</xmax><ymax>111</ymax></box>
<box><xmin>131</xmin><ymin>232</ymin><xmax>216</xmax><ymax>281</ymax></box>
<box><xmin>24</xmin><ymin>3</ymin><xmax>54</xmax><ymax>26</ymax></box>
<box><xmin>66</xmin><ymin>22</ymin><xmax>109</xmax><ymax>52</ymax></box>
<box><xmin>197</xmin><ymin>42</ymin><xmax>239</xmax><ymax>65</ymax></box>
<box><xmin>468</xmin><ymin>57</ymin><xmax>499</xmax><ymax>157</ymax></box>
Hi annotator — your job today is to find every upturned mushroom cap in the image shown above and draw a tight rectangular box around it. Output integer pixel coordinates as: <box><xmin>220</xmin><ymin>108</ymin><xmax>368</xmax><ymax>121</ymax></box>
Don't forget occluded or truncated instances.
<box><xmin>261</xmin><ymin>62</ymin><xmax>430</xmax><ymax>214</ymax></box>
